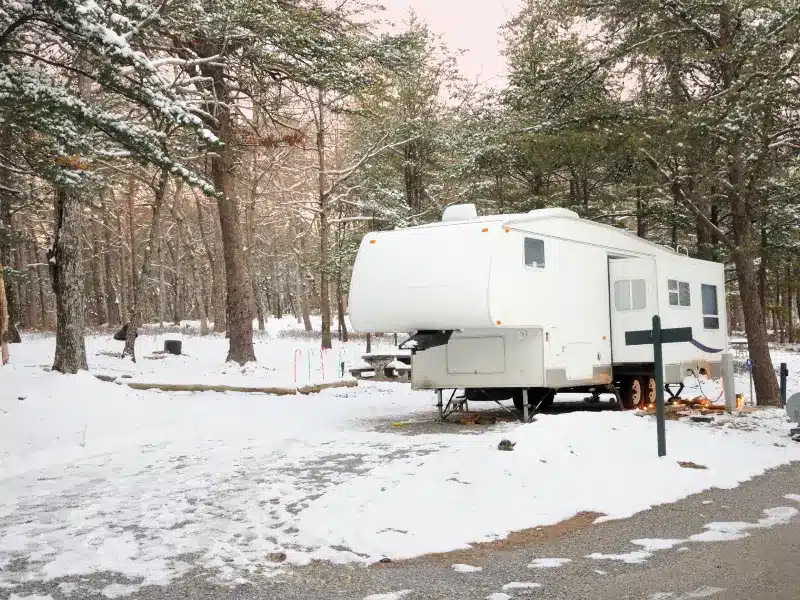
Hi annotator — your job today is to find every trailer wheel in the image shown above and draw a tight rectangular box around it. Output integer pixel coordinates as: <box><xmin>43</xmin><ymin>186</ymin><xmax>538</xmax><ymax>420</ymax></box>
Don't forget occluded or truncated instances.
<box><xmin>642</xmin><ymin>376</ymin><xmax>657</xmax><ymax>408</ymax></box>
<box><xmin>513</xmin><ymin>388</ymin><xmax>554</xmax><ymax>411</ymax></box>
<box><xmin>619</xmin><ymin>377</ymin><xmax>642</xmax><ymax>410</ymax></box>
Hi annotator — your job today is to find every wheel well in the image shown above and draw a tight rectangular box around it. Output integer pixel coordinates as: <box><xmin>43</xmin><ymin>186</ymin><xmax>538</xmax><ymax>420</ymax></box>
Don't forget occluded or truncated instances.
<box><xmin>613</xmin><ymin>364</ymin><xmax>655</xmax><ymax>381</ymax></box>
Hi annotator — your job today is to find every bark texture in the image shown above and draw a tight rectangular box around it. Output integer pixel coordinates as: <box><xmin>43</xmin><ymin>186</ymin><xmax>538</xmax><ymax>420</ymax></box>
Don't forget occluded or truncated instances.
<box><xmin>102</xmin><ymin>197</ymin><xmax>120</xmax><ymax>326</ymax></box>
<box><xmin>197</xmin><ymin>43</ymin><xmax>255</xmax><ymax>363</ymax></box>
<box><xmin>0</xmin><ymin>198</ymin><xmax>21</xmax><ymax>342</ymax></box>
<box><xmin>210</xmin><ymin>122</ymin><xmax>256</xmax><ymax>362</ymax></box>
<box><xmin>50</xmin><ymin>188</ymin><xmax>88</xmax><ymax>373</ymax></box>
<box><xmin>316</xmin><ymin>89</ymin><xmax>332</xmax><ymax>349</ymax></box>
<box><xmin>0</xmin><ymin>262</ymin><xmax>8</xmax><ymax>365</ymax></box>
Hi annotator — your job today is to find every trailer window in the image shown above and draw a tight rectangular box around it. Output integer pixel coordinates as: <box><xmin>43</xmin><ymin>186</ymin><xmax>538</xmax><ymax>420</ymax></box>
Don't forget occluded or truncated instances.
<box><xmin>702</xmin><ymin>284</ymin><xmax>719</xmax><ymax>329</ymax></box>
<box><xmin>668</xmin><ymin>279</ymin><xmax>691</xmax><ymax>307</ymax></box>
<box><xmin>524</xmin><ymin>237</ymin><xmax>545</xmax><ymax>268</ymax></box>
<box><xmin>615</xmin><ymin>279</ymin><xmax>647</xmax><ymax>311</ymax></box>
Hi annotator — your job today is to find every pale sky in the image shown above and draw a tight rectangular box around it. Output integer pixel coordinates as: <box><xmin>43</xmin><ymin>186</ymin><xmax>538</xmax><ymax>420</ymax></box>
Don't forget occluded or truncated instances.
<box><xmin>382</xmin><ymin>0</ymin><xmax>520</xmax><ymax>87</ymax></box>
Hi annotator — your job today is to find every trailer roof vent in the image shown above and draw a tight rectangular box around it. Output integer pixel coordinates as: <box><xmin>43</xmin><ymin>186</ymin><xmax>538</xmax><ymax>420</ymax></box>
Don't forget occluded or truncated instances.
<box><xmin>442</xmin><ymin>203</ymin><xmax>478</xmax><ymax>222</ymax></box>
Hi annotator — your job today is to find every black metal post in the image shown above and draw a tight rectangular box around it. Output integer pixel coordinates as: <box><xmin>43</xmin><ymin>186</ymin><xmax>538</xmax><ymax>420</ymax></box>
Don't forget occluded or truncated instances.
<box><xmin>780</xmin><ymin>363</ymin><xmax>788</xmax><ymax>407</ymax></box>
<box><xmin>653</xmin><ymin>315</ymin><xmax>667</xmax><ymax>457</ymax></box>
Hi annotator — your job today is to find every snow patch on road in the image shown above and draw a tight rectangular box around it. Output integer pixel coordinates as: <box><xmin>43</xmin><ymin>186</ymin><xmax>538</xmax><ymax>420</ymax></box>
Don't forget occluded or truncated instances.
<box><xmin>632</xmin><ymin>539</ymin><xmax>685</xmax><ymax>552</ymax></box>
<box><xmin>528</xmin><ymin>557</ymin><xmax>571</xmax><ymax>568</ymax></box>
<box><xmin>502</xmin><ymin>581</ymin><xmax>542</xmax><ymax>589</ymax></box>
<box><xmin>101</xmin><ymin>583</ymin><xmax>141</xmax><ymax>598</ymax></box>
<box><xmin>452</xmin><ymin>563</ymin><xmax>482</xmax><ymax>573</ymax></box>
<box><xmin>586</xmin><ymin>550</ymin><xmax>652</xmax><ymax>564</ymax></box>
<box><xmin>684</xmin><ymin>586</ymin><xmax>725</xmax><ymax>598</ymax></box>
<box><xmin>486</xmin><ymin>594</ymin><xmax>511</xmax><ymax>600</ymax></box>
<box><xmin>690</xmin><ymin>506</ymin><xmax>798</xmax><ymax>543</ymax></box>
<box><xmin>363</xmin><ymin>590</ymin><xmax>413</xmax><ymax>600</ymax></box>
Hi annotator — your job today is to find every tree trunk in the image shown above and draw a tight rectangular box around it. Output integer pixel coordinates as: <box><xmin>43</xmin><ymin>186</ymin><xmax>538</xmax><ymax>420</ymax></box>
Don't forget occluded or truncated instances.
<box><xmin>796</xmin><ymin>270</ymin><xmax>800</xmax><ymax>342</ymax></box>
<box><xmin>726</xmin><ymin>295</ymin><xmax>738</xmax><ymax>336</ymax></box>
<box><xmin>38</xmin><ymin>262</ymin><xmax>53</xmax><ymax>330</ymax></box>
<box><xmin>635</xmin><ymin>189</ymin><xmax>647</xmax><ymax>239</ymax></box>
<box><xmin>25</xmin><ymin>240</ymin><xmax>40</xmax><ymax>329</ymax></box>
<box><xmin>102</xmin><ymin>203</ymin><xmax>120</xmax><ymax>327</ymax></box>
<box><xmin>759</xmin><ymin>225</ymin><xmax>767</xmax><ymax>326</ymax></box>
<box><xmin>694</xmin><ymin>188</ymin><xmax>711</xmax><ymax>260</ymax></box>
<box><xmin>316</xmin><ymin>89</ymin><xmax>332</xmax><ymax>349</ymax></box>
<box><xmin>253</xmin><ymin>278</ymin><xmax>266</xmax><ymax>332</ymax></box>
<box><xmin>209</xmin><ymin>121</ymin><xmax>254</xmax><ymax>363</ymax></box>
<box><xmin>786</xmin><ymin>263</ymin><xmax>794</xmax><ymax>344</ymax></box>
<box><xmin>50</xmin><ymin>188</ymin><xmax>88</xmax><ymax>373</ymax></box>
<box><xmin>0</xmin><ymin>199</ymin><xmax>21</xmax><ymax>343</ymax></box>
<box><xmin>297</xmin><ymin>261</ymin><xmax>313</xmax><ymax>332</ymax></box>
<box><xmin>122</xmin><ymin>171</ymin><xmax>169</xmax><ymax>361</ymax></box>
<box><xmin>91</xmin><ymin>210</ymin><xmax>108</xmax><ymax>325</ymax></box>
<box><xmin>172</xmin><ymin>205</ymin><xmax>207</xmax><ymax>335</ymax></box>
<box><xmin>337</xmin><ymin>273</ymin><xmax>348</xmax><ymax>342</ymax></box>
<box><xmin>0</xmin><ymin>261</ymin><xmax>8</xmax><ymax>365</ymax></box>
<box><xmin>183</xmin><ymin>236</ymin><xmax>208</xmax><ymax>335</ymax></box>
<box><xmin>709</xmin><ymin>201</ymin><xmax>720</xmax><ymax>259</ymax></box>
<box><xmin>735</xmin><ymin>294</ymin><xmax>745</xmax><ymax>333</ymax></box>
<box><xmin>116</xmin><ymin>212</ymin><xmax>128</xmax><ymax>323</ymax></box>
<box><xmin>158</xmin><ymin>232</ymin><xmax>165</xmax><ymax>328</ymax></box>
<box><xmin>13</xmin><ymin>235</ymin><xmax>29</xmax><ymax>329</ymax></box>
<box><xmin>670</xmin><ymin>190</ymin><xmax>678</xmax><ymax>249</ymax></box>
<box><xmin>127</xmin><ymin>175</ymin><xmax>137</xmax><ymax>313</ymax></box>
<box><xmin>734</xmin><ymin>249</ymin><xmax>778</xmax><ymax>404</ymax></box>
<box><xmin>198</xmin><ymin>198</ymin><xmax>223</xmax><ymax>331</ymax></box>
<box><xmin>775</xmin><ymin>269</ymin><xmax>783</xmax><ymax>344</ymax></box>
<box><xmin>728</xmin><ymin>155</ymin><xmax>779</xmax><ymax>404</ymax></box>
<box><xmin>166</xmin><ymin>239</ymin><xmax>183</xmax><ymax>326</ymax></box>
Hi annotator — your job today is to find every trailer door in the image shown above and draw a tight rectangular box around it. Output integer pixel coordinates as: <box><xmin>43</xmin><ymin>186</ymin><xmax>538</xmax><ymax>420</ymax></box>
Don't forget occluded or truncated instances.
<box><xmin>608</xmin><ymin>257</ymin><xmax>658</xmax><ymax>365</ymax></box>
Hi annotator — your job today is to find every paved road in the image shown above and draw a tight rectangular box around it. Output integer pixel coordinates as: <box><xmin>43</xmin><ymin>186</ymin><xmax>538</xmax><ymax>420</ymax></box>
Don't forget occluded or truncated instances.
<box><xmin>6</xmin><ymin>463</ymin><xmax>800</xmax><ymax>600</ymax></box>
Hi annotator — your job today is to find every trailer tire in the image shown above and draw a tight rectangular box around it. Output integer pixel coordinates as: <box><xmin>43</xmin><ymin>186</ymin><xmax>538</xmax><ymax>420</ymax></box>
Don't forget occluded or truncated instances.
<box><xmin>619</xmin><ymin>377</ymin><xmax>643</xmax><ymax>410</ymax></box>
<box><xmin>513</xmin><ymin>388</ymin><xmax>554</xmax><ymax>411</ymax></box>
<box><xmin>642</xmin><ymin>376</ymin><xmax>657</xmax><ymax>408</ymax></box>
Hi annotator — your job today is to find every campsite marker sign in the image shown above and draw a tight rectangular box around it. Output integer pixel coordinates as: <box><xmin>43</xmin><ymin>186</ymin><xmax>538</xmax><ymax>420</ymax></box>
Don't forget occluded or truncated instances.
<box><xmin>625</xmin><ymin>315</ymin><xmax>693</xmax><ymax>458</ymax></box>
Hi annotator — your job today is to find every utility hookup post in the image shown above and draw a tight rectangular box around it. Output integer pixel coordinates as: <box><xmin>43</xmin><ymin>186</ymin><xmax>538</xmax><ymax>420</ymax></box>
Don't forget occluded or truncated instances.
<box><xmin>721</xmin><ymin>353</ymin><xmax>736</xmax><ymax>412</ymax></box>
<box><xmin>522</xmin><ymin>388</ymin><xmax>529</xmax><ymax>423</ymax></box>
<box><xmin>780</xmin><ymin>363</ymin><xmax>788</xmax><ymax>408</ymax></box>
<box><xmin>625</xmin><ymin>316</ymin><xmax>694</xmax><ymax>458</ymax></box>
<box><xmin>652</xmin><ymin>315</ymin><xmax>667</xmax><ymax>458</ymax></box>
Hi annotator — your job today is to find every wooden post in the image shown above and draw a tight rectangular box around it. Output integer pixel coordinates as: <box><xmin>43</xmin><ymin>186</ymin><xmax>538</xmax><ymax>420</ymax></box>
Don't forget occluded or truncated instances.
<box><xmin>1</xmin><ymin>264</ymin><xmax>9</xmax><ymax>365</ymax></box>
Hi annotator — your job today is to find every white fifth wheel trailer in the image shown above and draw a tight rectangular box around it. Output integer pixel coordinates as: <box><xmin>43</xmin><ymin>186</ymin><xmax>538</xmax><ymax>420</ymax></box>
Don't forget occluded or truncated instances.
<box><xmin>348</xmin><ymin>205</ymin><xmax>727</xmax><ymax>410</ymax></box>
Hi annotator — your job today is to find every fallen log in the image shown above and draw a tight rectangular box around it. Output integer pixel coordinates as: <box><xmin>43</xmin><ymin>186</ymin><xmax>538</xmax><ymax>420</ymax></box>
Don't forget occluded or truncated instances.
<box><xmin>122</xmin><ymin>379</ymin><xmax>357</xmax><ymax>395</ymax></box>
<box><xmin>297</xmin><ymin>380</ymin><xmax>359</xmax><ymax>394</ymax></box>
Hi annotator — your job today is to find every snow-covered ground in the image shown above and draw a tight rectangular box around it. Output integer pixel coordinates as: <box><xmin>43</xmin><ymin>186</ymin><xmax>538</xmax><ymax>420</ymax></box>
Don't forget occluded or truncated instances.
<box><xmin>2</xmin><ymin>322</ymin><xmax>800</xmax><ymax>596</ymax></box>
<box><xmin>11</xmin><ymin>317</ymin><xmax>393</xmax><ymax>389</ymax></box>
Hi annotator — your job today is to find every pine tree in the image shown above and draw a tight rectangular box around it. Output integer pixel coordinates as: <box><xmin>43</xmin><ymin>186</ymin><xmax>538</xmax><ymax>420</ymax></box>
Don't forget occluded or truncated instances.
<box><xmin>1</xmin><ymin>0</ymin><xmax>219</xmax><ymax>372</ymax></box>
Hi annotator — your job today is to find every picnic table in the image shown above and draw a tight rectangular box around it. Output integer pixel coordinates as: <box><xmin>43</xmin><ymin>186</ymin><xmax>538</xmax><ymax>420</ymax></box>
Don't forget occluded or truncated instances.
<box><xmin>350</xmin><ymin>351</ymin><xmax>412</xmax><ymax>381</ymax></box>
